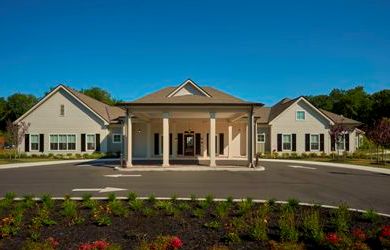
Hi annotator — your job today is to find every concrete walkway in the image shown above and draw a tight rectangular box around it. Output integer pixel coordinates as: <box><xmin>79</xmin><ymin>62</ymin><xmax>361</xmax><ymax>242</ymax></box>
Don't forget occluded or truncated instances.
<box><xmin>0</xmin><ymin>158</ymin><xmax>118</xmax><ymax>170</ymax></box>
<box><xmin>115</xmin><ymin>165</ymin><xmax>265</xmax><ymax>172</ymax></box>
<box><xmin>260</xmin><ymin>159</ymin><xmax>390</xmax><ymax>175</ymax></box>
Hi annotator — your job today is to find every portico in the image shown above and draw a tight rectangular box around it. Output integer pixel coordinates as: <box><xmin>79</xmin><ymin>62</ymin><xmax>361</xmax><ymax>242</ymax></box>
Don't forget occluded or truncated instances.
<box><xmin>119</xmin><ymin>80</ymin><xmax>262</xmax><ymax>167</ymax></box>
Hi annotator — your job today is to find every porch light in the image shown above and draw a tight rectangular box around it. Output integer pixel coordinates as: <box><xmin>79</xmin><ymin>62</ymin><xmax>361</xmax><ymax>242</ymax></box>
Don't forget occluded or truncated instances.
<box><xmin>137</xmin><ymin>129</ymin><xmax>142</xmax><ymax>134</ymax></box>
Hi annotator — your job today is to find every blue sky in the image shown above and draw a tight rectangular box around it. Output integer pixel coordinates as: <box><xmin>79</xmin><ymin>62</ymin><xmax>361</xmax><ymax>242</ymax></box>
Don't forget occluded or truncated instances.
<box><xmin>0</xmin><ymin>0</ymin><xmax>389</xmax><ymax>105</ymax></box>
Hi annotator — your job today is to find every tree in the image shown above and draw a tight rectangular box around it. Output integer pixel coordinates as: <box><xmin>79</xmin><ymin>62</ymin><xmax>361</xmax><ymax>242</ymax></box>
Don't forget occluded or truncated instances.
<box><xmin>371</xmin><ymin>90</ymin><xmax>390</xmax><ymax>124</ymax></box>
<box><xmin>366</xmin><ymin>118</ymin><xmax>390</xmax><ymax>164</ymax></box>
<box><xmin>80</xmin><ymin>87</ymin><xmax>120</xmax><ymax>105</ymax></box>
<box><xmin>4</xmin><ymin>120</ymin><xmax>30</xmax><ymax>159</ymax></box>
<box><xmin>306</xmin><ymin>95</ymin><xmax>333</xmax><ymax>111</ymax></box>
<box><xmin>5</xmin><ymin>93</ymin><xmax>38</xmax><ymax>122</ymax></box>
<box><xmin>0</xmin><ymin>97</ymin><xmax>7</xmax><ymax>130</ymax></box>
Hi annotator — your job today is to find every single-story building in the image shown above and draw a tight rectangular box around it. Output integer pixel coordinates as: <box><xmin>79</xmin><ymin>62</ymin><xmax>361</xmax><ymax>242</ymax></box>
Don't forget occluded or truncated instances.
<box><xmin>15</xmin><ymin>79</ymin><xmax>362</xmax><ymax>167</ymax></box>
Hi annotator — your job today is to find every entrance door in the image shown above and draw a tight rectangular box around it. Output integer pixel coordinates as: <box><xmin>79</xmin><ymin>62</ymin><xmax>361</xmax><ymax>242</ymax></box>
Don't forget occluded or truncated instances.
<box><xmin>184</xmin><ymin>134</ymin><xmax>195</xmax><ymax>156</ymax></box>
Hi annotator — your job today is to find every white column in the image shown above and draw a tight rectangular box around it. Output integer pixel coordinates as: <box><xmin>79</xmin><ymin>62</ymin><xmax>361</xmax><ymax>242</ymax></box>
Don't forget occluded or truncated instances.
<box><xmin>172</xmin><ymin>122</ymin><xmax>177</xmax><ymax>159</ymax></box>
<box><xmin>247</xmin><ymin>111</ymin><xmax>254</xmax><ymax>167</ymax></box>
<box><xmin>125</xmin><ymin>113</ymin><xmax>133</xmax><ymax>167</ymax></box>
<box><xmin>162</xmin><ymin>112</ymin><xmax>170</xmax><ymax>167</ymax></box>
<box><xmin>245</xmin><ymin>124</ymin><xmax>248</xmax><ymax>157</ymax></box>
<box><xmin>209</xmin><ymin>112</ymin><xmax>216</xmax><ymax>167</ymax></box>
<box><xmin>228</xmin><ymin>124</ymin><xmax>233</xmax><ymax>159</ymax></box>
<box><xmin>146</xmin><ymin>123</ymin><xmax>151</xmax><ymax>158</ymax></box>
<box><xmin>121</xmin><ymin>121</ymin><xmax>126</xmax><ymax>167</ymax></box>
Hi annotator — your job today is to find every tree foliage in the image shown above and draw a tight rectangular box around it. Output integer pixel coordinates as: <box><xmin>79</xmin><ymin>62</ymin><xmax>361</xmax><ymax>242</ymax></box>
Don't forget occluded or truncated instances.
<box><xmin>80</xmin><ymin>87</ymin><xmax>120</xmax><ymax>105</ymax></box>
<box><xmin>306</xmin><ymin>86</ymin><xmax>388</xmax><ymax>126</ymax></box>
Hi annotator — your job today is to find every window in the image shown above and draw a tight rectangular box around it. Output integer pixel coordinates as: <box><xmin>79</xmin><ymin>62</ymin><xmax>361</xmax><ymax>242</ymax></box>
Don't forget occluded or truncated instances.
<box><xmin>50</xmin><ymin>134</ymin><xmax>76</xmax><ymax>151</ymax></box>
<box><xmin>257</xmin><ymin>133</ymin><xmax>265</xmax><ymax>143</ymax></box>
<box><xmin>30</xmin><ymin>134</ymin><xmax>39</xmax><ymax>151</ymax></box>
<box><xmin>112</xmin><ymin>134</ymin><xmax>122</xmax><ymax>143</ymax></box>
<box><xmin>59</xmin><ymin>135</ymin><xmax>67</xmax><ymax>150</ymax></box>
<box><xmin>50</xmin><ymin>135</ymin><xmax>58</xmax><ymax>150</ymax></box>
<box><xmin>60</xmin><ymin>105</ymin><xmax>65</xmax><ymax>116</ymax></box>
<box><xmin>87</xmin><ymin>134</ymin><xmax>96</xmax><ymax>151</ymax></box>
<box><xmin>296</xmin><ymin>111</ymin><xmax>305</xmax><ymax>120</ymax></box>
<box><xmin>310</xmin><ymin>134</ymin><xmax>319</xmax><ymax>151</ymax></box>
<box><xmin>67</xmin><ymin>135</ymin><xmax>76</xmax><ymax>150</ymax></box>
<box><xmin>282</xmin><ymin>134</ymin><xmax>292</xmax><ymax>150</ymax></box>
<box><xmin>336</xmin><ymin>136</ymin><xmax>345</xmax><ymax>150</ymax></box>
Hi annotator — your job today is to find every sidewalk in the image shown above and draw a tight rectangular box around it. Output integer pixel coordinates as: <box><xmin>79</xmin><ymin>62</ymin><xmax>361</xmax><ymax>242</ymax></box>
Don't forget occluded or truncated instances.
<box><xmin>115</xmin><ymin>165</ymin><xmax>266</xmax><ymax>172</ymax></box>
<box><xmin>0</xmin><ymin>158</ymin><xmax>118</xmax><ymax>170</ymax></box>
<box><xmin>260</xmin><ymin>159</ymin><xmax>390</xmax><ymax>175</ymax></box>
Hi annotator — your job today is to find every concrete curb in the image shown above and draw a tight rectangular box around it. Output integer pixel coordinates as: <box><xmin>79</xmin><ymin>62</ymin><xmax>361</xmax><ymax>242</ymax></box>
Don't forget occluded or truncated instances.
<box><xmin>260</xmin><ymin>159</ymin><xmax>390</xmax><ymax>175</ymax></box>
<box><xmin>4</xmin><ymin>196</ymin><xmax>390</xmax><ymax>218</ymax></box>
<box><xmin>0</xmin><ymin>158</ymin><xmax>119</xmax><ymax>170</ymax></box>
<box><xmin>114</xmin><ymin>166</ymin><xmax>266</xmax><ymax>172</ymax></box>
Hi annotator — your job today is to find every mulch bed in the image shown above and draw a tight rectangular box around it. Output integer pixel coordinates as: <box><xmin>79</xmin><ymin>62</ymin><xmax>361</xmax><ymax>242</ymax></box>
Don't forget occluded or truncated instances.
<box><xmin>0</xmin><ymin>198</ymin><xmax>389</xmax><ymax>250</ymax></box>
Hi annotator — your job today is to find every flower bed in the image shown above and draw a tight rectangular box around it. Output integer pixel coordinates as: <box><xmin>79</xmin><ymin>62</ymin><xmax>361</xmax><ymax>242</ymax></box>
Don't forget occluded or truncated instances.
<box><xmin>0</xmin><ymin>193</ymin><xmax>389</xmax><ymax>249</ymax></box>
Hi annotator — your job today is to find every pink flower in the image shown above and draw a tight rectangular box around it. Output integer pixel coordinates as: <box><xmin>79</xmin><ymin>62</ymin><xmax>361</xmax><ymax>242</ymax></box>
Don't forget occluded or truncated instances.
<box><xmin>47</xmin><ymin>237</ymin><xmax>59</xmax><ymax>248</ymax></box>
<box><xmin>170</xmin><ymin>236</ymin><xmax>183</xmax><ymax>249</ymax></box>
<box><xmin>326</xmin><ymin>232</ymin><xmax>341</xmax><ymax>245</ymax></box>
<box><xmin>78</xmin><ymin>240</ymin><xmax>110</xmax><ymax>250</ymax></box>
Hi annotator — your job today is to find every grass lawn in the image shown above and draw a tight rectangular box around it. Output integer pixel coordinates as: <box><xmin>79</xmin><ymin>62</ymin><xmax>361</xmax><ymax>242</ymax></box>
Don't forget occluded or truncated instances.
<box><xmin>0</xmin><ymin>194</ymin><xmax>389</xmax><ymax>249</ymax></box>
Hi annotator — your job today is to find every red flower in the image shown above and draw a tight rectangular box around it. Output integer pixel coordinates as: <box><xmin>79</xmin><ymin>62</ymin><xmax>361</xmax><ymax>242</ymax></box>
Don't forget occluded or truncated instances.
<box><xmin>381</xmin><ymin>226</ymin><xmax>390</xmax><ymax>238</ymax></box>
<box><xmin>47</xmin><ymin>237</ymin><xmax>59</xmax><ymax>248</ymax></box>
<box><xmin>353</xmin><ymin>228</ymin><xmax>367</xmax><ymax>241</ymax></box>
<box><xmin>170</xmin><ymin>236</ymin><xmax>183</xmax><ymax>249</ymax></box>
<box><xmin>326</xmin><ymin>232</ymin><xmax>341</xmax><ymax>245</ymax></box>
<box><xmin>78</xmin><ymin>240</ymin><xmax>110</xmax><ymax>250</ymax></box>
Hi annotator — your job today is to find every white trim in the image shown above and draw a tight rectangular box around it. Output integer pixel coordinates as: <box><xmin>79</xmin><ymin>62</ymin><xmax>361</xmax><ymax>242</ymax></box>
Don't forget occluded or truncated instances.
<box><xmin>257</xmin><ymin>132</ymin><xmax>266</xmax><ymax>143</ymax></box>
<box><xmin>282</xmin><ymin>133</ymin><xmax>292</xmax><ymax>151</ymax></box>
<box><xmin>295</xmin><ymin>110</ymin><xmax>305</xmax><ymax>121</ymax></box>
<box><xmin>167</xmin><ymin>79</ymin><xmax>211</xmax><ymax>98</ymax></box>
<box><xmin>309</xmin><ymin>133</ymin><xmax>320</xmax><ymax>151</ymax></box>
<box><xmin>49</xmin><ymin>133</ymin><xmax>77</xmax><ymax>152</ymax></box>
<box><xmin>269</xmin><ymin>96</ymin><xmax>335</xmax><ymax>125</ymax></box>
<box><xmin>86</xmin><ymin>134</ymin><xmax>96</xmax><ymax>151</ymax></box>
<box><xmin>14</xmin><ymin>85</ymin><xmax>109</xmax><ymax>125</ymax></box>
<box><xmin>29</xmin><ymin>134</ymin><xmax>40</xmax><ymax>152</ymax></box>
<box><xmin>112</xmin><ymin>133</ymin><xmax>122</xmax><ymax>144</ymax></box>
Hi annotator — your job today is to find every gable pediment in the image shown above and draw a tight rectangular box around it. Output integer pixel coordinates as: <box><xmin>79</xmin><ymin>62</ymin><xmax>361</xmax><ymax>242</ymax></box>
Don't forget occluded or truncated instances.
<box><xmin>167</xmin><ymin>79</ymin><xmax>211</xmax><ymax>98</ymax></box>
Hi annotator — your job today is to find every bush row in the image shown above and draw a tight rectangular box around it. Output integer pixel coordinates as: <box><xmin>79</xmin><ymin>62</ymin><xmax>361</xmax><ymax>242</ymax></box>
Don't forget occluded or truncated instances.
<box><xmin>0</xmin><ymin>151</ymin><xmax>120</xmax><ymax>160</ymax></box>
<box><xmin>258</xmin><ymin>151</ymin><xmax>372</xmax><ymax>160</ymax></box>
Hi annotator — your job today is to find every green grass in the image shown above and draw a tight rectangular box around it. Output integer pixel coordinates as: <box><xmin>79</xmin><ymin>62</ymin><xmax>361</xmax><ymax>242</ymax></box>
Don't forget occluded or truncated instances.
<box><xmin>0</xmin><ymin>158</ymin><xmax>58</xmax><ymax>165</ymax></box>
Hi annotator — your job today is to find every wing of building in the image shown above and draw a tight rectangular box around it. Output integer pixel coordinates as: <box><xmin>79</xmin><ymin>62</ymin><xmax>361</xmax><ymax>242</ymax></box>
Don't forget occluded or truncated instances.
<box><xmin>14</xmin><ymin>80</ymin><xmax>363</xmax><ymax>167</ymax></box>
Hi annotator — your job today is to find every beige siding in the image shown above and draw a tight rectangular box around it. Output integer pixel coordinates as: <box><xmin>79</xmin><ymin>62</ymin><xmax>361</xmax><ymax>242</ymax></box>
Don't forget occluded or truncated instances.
<box><xmin>269</xmin><ymin>99</ymin><xmax>332</xmax><ymax>154</ymax></box>
<box><xmin>18</xmin><ymin>89</ymin><xmax>110</xmax><ymax>154</ymax></box>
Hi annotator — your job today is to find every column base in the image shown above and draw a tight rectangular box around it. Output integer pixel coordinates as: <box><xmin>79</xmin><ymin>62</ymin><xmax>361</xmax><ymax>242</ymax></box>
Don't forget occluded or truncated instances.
<box><xmin>124</xmin><ymin>161</ymin><xmax>132</xmax><ymax>168</ymax></box>
<box><xmin>162</xmin><ymin>163</ymin><xmax>170</xmax><ymax>167</ymax></box>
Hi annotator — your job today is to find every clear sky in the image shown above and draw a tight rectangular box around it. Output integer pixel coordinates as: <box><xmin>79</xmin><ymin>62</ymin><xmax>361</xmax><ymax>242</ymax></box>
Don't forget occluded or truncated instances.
<box><xmin>0</xmin><ymin>0</ymin><xmax>389</xmax><ymax>105</ymax></box>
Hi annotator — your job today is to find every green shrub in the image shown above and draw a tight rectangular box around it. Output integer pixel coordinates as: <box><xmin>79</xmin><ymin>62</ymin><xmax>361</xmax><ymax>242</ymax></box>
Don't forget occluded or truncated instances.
<box><xmin>226</xmin><ymin>196</ymin><xmax>234</xmax><ymax>204</ymax></box>
<box><xmin>148</xmin><ymin>194</ymin><xmax>156</xmax><ymax>204</ymax></box>
<box><xmin>107</xmin><ymin>193</ymin><xmax>116</xmax><ymax>202</ymax></box>
<box><xmin>250</xmin><ymin>204</ymin><xmax>269</xmax><ymax>241</ymax></box>
<box><xmin>289</xmin><ymin>153</ymin><xmax>300</xmax><ymax>159</ymax></box>
<box><xmin>204</xmin><ymin>220</ymin><xmax>220</xmax><ymax>229</ymax></box>
<box><xmin>170</xmin><ymin>194</ymin><xmax>178</xmax><ymax>202</ymax></box>
<box><xmin>61</xmin><ymin>199</ymin><xmax>78</xmax><ymax>219</ymax></box>
<box><xmin>302</xmin><ymin>208</ymin><xmax>324</xmax><ymax>243</ymax></box>
<box><xmin>47</xmin><ymin>153</ymin><xmax>54</xmax><ymax>158</ymax></box>
<box><xmin>361</xmin><ymin>209</ymin><xmax>379</xmax><ymax>222</ymax></box>
<box><xmin>127</xmin><ymin>192</ymin><xmax>137</xmax><ymax>201</ymax></box>
<box><xmin>154</xmin><ymin>200</ymin><xmax>175</xmax><ymax>216</ymax></box>
<box><xmin>142</xmin><ymin>207</ymin><xmax>155</xmax><ymax>217</ymax></box>
<box><xmin>92</xmin><ymin>205</ymin><xmax>112</xmax><ymax>226</ymax></box>
<box><xmin>332</xmin><ymin>203</ymin><xmax>350</xmax><ymax>234</ymax></box>
<box><xmin>309</xmin><ymin>152</ymin><xmax>318</xmax><ymax>158</ymax></box>
<box><xmin>237</xmin><ymin>198</ymin><xmax>253</xmax><ymax>216</ymax></box>
<box><xmin>205</xmin><ymin>194</ymin><xmax>214</xmax><ymax>206</ymax></box>
<box><xmin>41</xmin><ymin>194</ymin><xmax>54</xmax><ymax>209</ymax></box>
<box><xmin>23</xmin><ymin>194</ymin><xmax>35</xmax><ymax>209</ymax></box>
<box><xmin>190</xmin><ymin>193</ymin><xmax>197</xmax><ymax>201</ymax></box>
<box><xmin>267</xmin><ymin>198</ymin><xmax>276</xmax><ymax>208</ymax></box>
<box><xmin>21</xmin><ymin>239</ymin><xmax>57</xmax><ymax>250</ymax></box>
<box><xmin>215</xmin><ymin>201</ymin><xmax>230</xmax><ymax>219</ymax></box>
<box><xmin>192</xmin><ymin>208</ymin><xmax>205</xmax><ymax>218</ymax></box>
<box><xmin>281</xmin><ymin>152</ymin><xmax>290</xmax><ymax>159</ymax></box>
<box><xmin>279</xmin><ymin>209</ymin><xmax>299</xmax><ymax>242</ymax></box>
<box><xmin>301</xmin><ymin>153</ymin><xmax>308</xmax><ymax>158</ymax></box>
<box><xmin>176</xmin><ymin>202</ymin><xmax>191</xmax><ymax>211</ymax></box>
<box><xmin>109</xmin><ymin>200</ymin><xmax>127</xmax><ymax>217</ymax></box>
<box><xmin>129</xmin><ymin>199</ymin><xmax>144</xmax><ymax>212</ymax></box>
<box><xmin>320</xmin><ymin>152</ymin><xmax>328</xmax><ymax>158</ymax></box>
<box><xmin>224</xmin><ymin>232</ymin><xmax>241</xmax><ymax>244</ymax></box>
<box><xmin>287</xmin><ymin>198</ymin><xmax>299</xmax><ymax>211</ymax></box>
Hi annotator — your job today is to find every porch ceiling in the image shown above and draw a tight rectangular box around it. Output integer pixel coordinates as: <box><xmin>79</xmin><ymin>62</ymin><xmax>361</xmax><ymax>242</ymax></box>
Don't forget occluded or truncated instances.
<box><xmin>133</xmin><ymin>111</ymin><xmax>246</xmax><ymax>119</ymax></box>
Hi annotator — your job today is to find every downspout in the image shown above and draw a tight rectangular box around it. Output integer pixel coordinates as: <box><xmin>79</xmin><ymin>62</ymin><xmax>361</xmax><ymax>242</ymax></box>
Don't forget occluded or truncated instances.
<box><xmin>248</xmin><ymin>104</ymin><xmax>254</xmax><ymax>168</ymax></box>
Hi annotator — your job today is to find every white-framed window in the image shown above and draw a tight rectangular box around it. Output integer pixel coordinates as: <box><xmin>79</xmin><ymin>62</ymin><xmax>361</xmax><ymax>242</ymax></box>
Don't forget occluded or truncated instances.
<box><xmin>310</xmin><ymin>134</ymin><xmax>320</xmax><ymax>151</ymax></box>
<box><xmin>86</xmin><ymin>134</ymin><xmax>96</xmax><ymax>151</ymax></box>
<box><xmin>50</xmin><ymin>134</ymin><xmax>76</xmax><ymax>151</ymax></box>
<box><xmin>257</xmin><ymin>133</ymin><xmax>265</xmax><ymax>143</ymax></box>
<box><xmin>60</xmin><ymin>104</ymin><xmax>65</xmax><ymax>116</ymax></box>
<box><xmin>50</xmin><ymin>135</ymin><xmax>58</xmax><ymax>150</ymax></box>
<box><xmin>296</xmin><ymin>111</ymin><xmax>305</xmax><ymax>121</ymax></box>
<box><xmin>112</xmin><ymin>134</ymin><xmax>122</xmax><ymax>143</ymax></box>
<box><xmin>282</xmin><ymin>134</ymin><xmax>292</xmax><ymax>151</ymax></box>
<box><xmin>67</xmin><ymin>135</ymin><xmax>76</xmax><ymax>150</ymax></box>
<box><xmin>30</xmin><ymin>134</ymin><xmax>39</xmax><ymax>151</ymax></box>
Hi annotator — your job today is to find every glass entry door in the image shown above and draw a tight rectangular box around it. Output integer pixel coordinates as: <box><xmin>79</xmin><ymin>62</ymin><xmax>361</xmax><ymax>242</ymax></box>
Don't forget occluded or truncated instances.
<box><xmin>184</xmin><ymin>134</ymin><xmax>195</xmax><ymax>156</ymax></box>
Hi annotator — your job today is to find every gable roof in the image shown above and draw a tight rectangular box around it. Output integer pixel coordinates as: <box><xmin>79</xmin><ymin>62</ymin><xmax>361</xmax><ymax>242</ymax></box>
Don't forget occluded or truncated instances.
<box><xmin>319</xmin><ymin>109</ymin><xmax>361</xmax><ymax>125</ymax></box>
<box><xmin>123</xmin><ymin>81</ymin><xmax>262</xmax><ymax>106</ymax></box>
<box><xmin>167</xmin><ymin>79</ymin><xmax>212</xmax><ymax>98</ymax></box>
<box><xmin>254</xmin><ymin>96</ymin><xmax>361</xmax><ymax>125</ymax></box>
<box><xmin>15</xmin><ymin>85</ymin><xmax>125</xmax><ymax>124</ymax></box>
